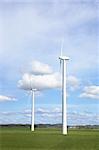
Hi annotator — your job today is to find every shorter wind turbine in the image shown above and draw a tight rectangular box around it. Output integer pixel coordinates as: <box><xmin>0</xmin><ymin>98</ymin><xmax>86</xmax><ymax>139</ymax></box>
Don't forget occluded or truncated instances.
<box><xmin>29</xmin><ymin>75</ymin><xmax>37</xmax><ymax>131</ymax></box>
<box><xmin>19</xmin><ymin>69</ymin><xmax>37</xmax><ymax>132</ymax></box>
<box><xmin>59</xmin><ymin>41</ymin><xmax>69</xmax><ymax>135</ymax></box>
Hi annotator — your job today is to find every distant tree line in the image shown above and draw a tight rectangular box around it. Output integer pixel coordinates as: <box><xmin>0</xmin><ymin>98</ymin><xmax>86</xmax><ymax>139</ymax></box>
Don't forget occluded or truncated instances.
<box><xmin>0</xmin><ymin>124</ymin><xmax>99</xmax><ymax>129</ymax></box>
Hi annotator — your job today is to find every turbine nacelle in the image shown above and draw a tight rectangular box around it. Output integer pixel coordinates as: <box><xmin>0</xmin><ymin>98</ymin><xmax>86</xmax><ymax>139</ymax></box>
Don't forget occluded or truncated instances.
<box><xmin>31</xmin><ymin>89</ymin><xmax>37</xmax><ymax>92</ymax></box>
<box><xmin>59</xmin><ymin>56</ymin><xmax>69</xmax><ymax>60</ymax></box>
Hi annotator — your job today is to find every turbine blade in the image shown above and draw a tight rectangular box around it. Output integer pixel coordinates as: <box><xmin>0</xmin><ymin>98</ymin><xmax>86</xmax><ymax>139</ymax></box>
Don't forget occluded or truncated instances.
<box><xmin>60</xmin><ymin>38</ymin><xmax>64</xmax><ymax>56</ymax></box>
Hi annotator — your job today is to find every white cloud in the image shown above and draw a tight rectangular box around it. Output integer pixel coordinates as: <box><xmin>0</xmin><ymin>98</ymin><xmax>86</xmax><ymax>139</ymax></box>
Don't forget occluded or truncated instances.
<box><xmin>80</xmin><ymin>86</ymin><xmax>99</xmax><ymax>99</ymax></box>
<box><xmin>0</xmin><ymin>95</ymin><xmax>16</xmax><ymax>102</ymax></box>
<box><xmin>18</xmin><ymin>59</ymin><xmax>80</xmax><ymax>91</ymax></box>
<box><xmin>18</xmin><ymin>64</ymin><xmax>79</xmax><ymax>91</ymax></box>
<box><xmin>18</xmin><ymin>72</ymin><xmax>61</xmax><ymax>91</ymax></box>
<box><xmin>30</xmin><ymin>60</ymin><xmax>53</xmax><ymax>75</ymax></box>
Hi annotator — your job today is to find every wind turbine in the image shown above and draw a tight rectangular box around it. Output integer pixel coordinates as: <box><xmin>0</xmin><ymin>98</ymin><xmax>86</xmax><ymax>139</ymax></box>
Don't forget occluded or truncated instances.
<box><xmin>29</xmin><ymin>74</ymin><xmax>37</xmax><ymax>132</ymax></box>
<box><xmin>19</xmin><ymin>67</ymin><xmax>37</xmax><ymax>132</ymax></box>
<box><xmin>59</xmin><ymin>40</ymin><xmax>69</xmax><ymax>135</ymax></box>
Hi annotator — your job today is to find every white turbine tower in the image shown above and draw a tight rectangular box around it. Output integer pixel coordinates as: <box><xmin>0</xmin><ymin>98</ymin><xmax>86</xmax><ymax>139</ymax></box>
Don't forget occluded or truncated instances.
<box><xmin>31</xmin><ymin>89</ymin><xmax>37</xmax><ymax>131</ymax></box>
<box><xmin>59</xmin><ymin>42</ymin><xmax>69</xmax><ymax>135</ymax></box>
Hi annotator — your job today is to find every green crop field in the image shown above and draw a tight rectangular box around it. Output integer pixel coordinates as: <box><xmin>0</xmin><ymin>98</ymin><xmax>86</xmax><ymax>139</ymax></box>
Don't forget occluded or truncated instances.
<box><xmin>0</xmin><ymin>127</ymin><xmax>99</xmax><ymax>150</ymax></box>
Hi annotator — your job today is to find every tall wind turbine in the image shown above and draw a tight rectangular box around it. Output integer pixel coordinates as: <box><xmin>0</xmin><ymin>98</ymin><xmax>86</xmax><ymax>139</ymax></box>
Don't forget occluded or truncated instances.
<box><xmin>59</xmin><ymin>42</ymin><xmax>69</xmax><ymax>135</ymax></box>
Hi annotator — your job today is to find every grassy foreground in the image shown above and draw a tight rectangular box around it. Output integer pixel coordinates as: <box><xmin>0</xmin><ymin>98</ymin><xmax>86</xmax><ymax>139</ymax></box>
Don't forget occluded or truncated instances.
<box><xmin>0</xmin><ymin>127</ymin><xmax>99</xmax><ymax>150</ymax></box>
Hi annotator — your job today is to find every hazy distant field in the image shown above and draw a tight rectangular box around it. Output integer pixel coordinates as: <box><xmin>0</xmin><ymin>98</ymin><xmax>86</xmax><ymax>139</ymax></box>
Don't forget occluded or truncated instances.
<box><xmin>0</xmin><ymin>127</ymin><xmax>99</xmax><ymax>150</ymax></box>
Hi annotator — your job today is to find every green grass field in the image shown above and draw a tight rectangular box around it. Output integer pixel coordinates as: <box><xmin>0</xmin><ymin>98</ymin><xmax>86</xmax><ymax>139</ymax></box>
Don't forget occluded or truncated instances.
<box><xmin>0</xmin><ymin>127</ymin><xmax>99</xmax><ymax>150</ymax></box>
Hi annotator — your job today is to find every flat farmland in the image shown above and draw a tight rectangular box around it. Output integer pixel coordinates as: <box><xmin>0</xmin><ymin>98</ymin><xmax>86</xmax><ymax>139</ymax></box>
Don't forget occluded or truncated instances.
<box><xmin>0</xmin><ymin>127</ymin><xmax>99</xmax><ymax>150</ymax></box>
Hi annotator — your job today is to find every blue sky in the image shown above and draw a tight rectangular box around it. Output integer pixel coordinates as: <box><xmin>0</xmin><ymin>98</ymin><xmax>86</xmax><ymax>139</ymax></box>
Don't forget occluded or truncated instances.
<box><xmin>0</xmin><ymin>0</ymin><xmax>99</xmax><ymax>125</ymax></box>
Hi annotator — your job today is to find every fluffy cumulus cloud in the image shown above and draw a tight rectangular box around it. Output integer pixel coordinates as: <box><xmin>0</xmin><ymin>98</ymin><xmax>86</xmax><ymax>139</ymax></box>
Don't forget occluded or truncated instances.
<box><xmin>18</xmin><ymin>72</ymin><xmax>61</xmax><ymax>91</ymax></box>
<box><xmin>0</xmin><ymin>95</ymin><xmax>16</xmax><ymax>102</ymax></box>
<box><xmin>18</xmin><ymin>60</ymin><xmax>60</xmax><ymax>91</ymax></box>
<box><xmin>80</xmin><ymin>86</ymin><xmax>99</xmax><ymax>99</ymax></box>
<box><xmin>18</xmin><ymin>60</ymin><xmax>80</xmax><ymax>91</ymax></box>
